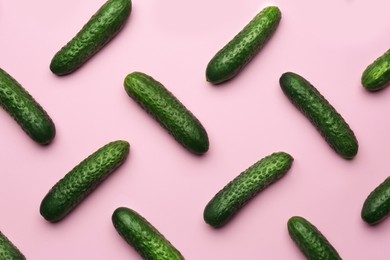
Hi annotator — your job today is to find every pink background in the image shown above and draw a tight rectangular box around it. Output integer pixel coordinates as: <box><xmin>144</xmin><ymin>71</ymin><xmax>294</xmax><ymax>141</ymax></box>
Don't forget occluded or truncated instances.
<box><xmin>1</xmin><ymin>0</ymin><xmax>390</xmax><ymax>259</ymax></box>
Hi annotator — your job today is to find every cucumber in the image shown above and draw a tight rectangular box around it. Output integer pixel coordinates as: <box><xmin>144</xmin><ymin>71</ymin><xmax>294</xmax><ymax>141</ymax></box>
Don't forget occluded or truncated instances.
<box><xmin>40</xmin><ymin>140</ymin><xmax>129</xmax><ymax>222</ymax></box>
<box><xmin>361</xmin><ymin>176</ymin><xmax>390</xmax><ymax>225</ymax></box>
<box><xmin>112</xmin><ymin>207</ymin><xmax>184</xmax><ymax>260</ymax></box>
<box><xmin>361</xmin><ymin>49</ymin><xmax>390</xmax><ymax>91</ymax></box>
<box><xmin>50</xmin><ymin>0</ymin><xmax>132</xmax><ymax>75</ymax></box>
<box><xmin>279</xmin><ymin>72</ymin><xmax>358</xmax><ymax>159</ymax></box>
<box><xmin>206</xmin><ymin>6</ymin><xmax>281</xmax><ymax>84</ymax></box>
<box><xmin>288</xmin><ymin>216</ymin><xmax>342</xmax><ymax>260</ymax></box>
<box><xmin>0</xmin><ymin>232</ymin><xmax>25</xmax><ymax>260</ymax></box>
<box><xmin>203</xmin><ymin>152</ymin><xmax>293</xmax><ymax>228</ymax></box>
<box><xmin>0</xmin><ymin>68</ymin><xmax>55</xmax><ymax>145</ymax></box>
<box><xmin>124</xmin><ymin>72</ymin><xmax>209</xmax><ymax>155</ymax></box>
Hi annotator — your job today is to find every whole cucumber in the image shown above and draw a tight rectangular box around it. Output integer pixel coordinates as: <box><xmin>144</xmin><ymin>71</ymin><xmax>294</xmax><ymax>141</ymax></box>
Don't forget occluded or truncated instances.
<box><xmin>361</xmin><ymin>49</ymin><xmax>390</xmax><ymax>91</ymax></box>
<box><xmin>0</xmin><ymin>232</ymin><xmax>25</xmax><ymax>260</ymax></box>
<box><xmin>40</xmin><ymin>140</ymin><xmax>129</xmax><ymax>222</ymax></box>
<box><xmin>204</xmin><ymin>152</ymin><xmax>293</xmax><ymax>228</ymax></box>
<box><xmin>206</xmin><ymin>6</ymin><xmax>281</xmax><ymax>84</ymax></box>
<box><xmin>361</xmin><ymin>176</ymin><xmax>390</xmax><ymax>225</ymax></box>
<box><xmin>288</xmin><ymin>216</ymin><xmax>342</xmax><ymax>260</ymax></box>
<box><xmin>124</xmin><ymin>72</ymin><xmax>209</xmax><ymax>155</ymax></box>
<box><xmin>280</xmin><ymin>72</ymin><xmax>358</xmax><ymax>159</ymax></box>
<box><xmin>112</xmin><ymin>207</ymin><xmax>184</xmax><ymax>260</ymax></box>
<box><xmin>0</xmin><ymin>68</ymin><xmax>55</xmax><ymax>145</ymax></box>
<box><xmin>50</xmin><ymin>0</ymin><xmax>132</xmax><ymax>75</ymax></box>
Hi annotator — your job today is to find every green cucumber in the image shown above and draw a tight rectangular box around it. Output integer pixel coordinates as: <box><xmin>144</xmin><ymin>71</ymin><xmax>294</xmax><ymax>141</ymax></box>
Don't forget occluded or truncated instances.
<box><xmin>0</xmin><ymin>68</ymin><xmax>55</xmax><ymax>145</ymax></box>
<box><xmin>124</xmin><ymin>72</ymin><xmax>209</xmax><ymax>155</ymax></box>
<box><xmin>280</xmin><ymin>72</ymin><xmax>358</xmax><ymax>159</ymax></box>
<box><xmin>206</xmin><ymin>6</ymin><xmax>281</xmax><ymax>84</ymax></box>
<box><xmin>0</xmin><ymin>232</ymin><xmax>25</xmax><ymax>260</ymax></box>
<box><xmin>50</xmin><ymin>0</ymin><xmax>132</xmax><ymax>75</ymax></box>
<box><xmin>112</xmin><ymin>207</ymin><xmax>184</xmax><ymax>260</ymax></box>
<box><xmin>288</xmin><ymin>216</ymin><xmax>342</xmax><ymax>260</ymax></box>
<box><xmin>361</xmin><ymin>176</ymin><xmax>390</xmax><ymax>225</ymax></box>
<box><xmin>40</xmin><ymin>140</ymin><xmax>129</xmax><ymax>222</ymax></box>
<box><xmin>204</xmin><ymin>152</ymin><xmax>293</xmax><ymax>228</ymax></box>
<box><xmin>361</xmin><ymin>49</ymin><xmax>390</xmax><ymax>91</ymax></box>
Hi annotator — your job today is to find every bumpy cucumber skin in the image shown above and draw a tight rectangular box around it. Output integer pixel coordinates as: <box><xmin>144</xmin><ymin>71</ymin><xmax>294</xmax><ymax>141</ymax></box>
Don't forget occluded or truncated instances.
<box><xmin>361</xmin><ymin>177</ymin><xmax>390</xmax><ymax>225</ymax></box>
<box><xmin>0</xmin><ymin>68</ymin><xmax>55</xmax><ymax>145</ymax></box>
<box><xmin>50</xmin><ymin>0</ymin><xmax>132</xmax><ymax>75</ymax></box>
<box><xmin>124</xmin><ymin>72</ymin><xmax>209</xmax><ymax>155</ymax></box>
<box><xmin>0</xmin><ymin>232</ymin><xmax>25</xmax><ymax>260</ymax></box>
<box><xmin>361</xmin><ymin>49</ymin><xmax>390</xmax><ymax>91</ymax></box>
<box><xmin>280</xmin><ymin>72</ymin><xmax>358</xmax><ymax>159</ymax></box>
<box><xmin>204</xmin><ymin>152</ymin><xmax>293</xmax><ymax>228</ymax></box>
<box><xmin>40</xmin><ymin>140</ymin><xmax>129</xmax><ymax>222</ymax></box>
<box><xmin>112</xmin><ymin>207</ymin><xmax>184</xmax><ymax>260</ymax></box>
<box><xmin>206</xmin><ymin>6</ymin><xmax>281</xmax><ymax>84</ymax></box>
<box><xmin>288</xmin><ymin>216</ymin><xmax>342</xmax><ymax>260</ymax></box>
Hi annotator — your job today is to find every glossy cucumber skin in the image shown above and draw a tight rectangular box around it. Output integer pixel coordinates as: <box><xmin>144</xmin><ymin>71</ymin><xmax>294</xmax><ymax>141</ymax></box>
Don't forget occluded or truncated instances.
<box><xmin>206</xmin><ymin>6</ymin><xmax>281</xmax><ymax>84</ymax></box>
<box><xmin>0</xmin><ymin>68</ymin><xmax>55</xmax><ymax>145</ymax></box>
<box><xmin>124</xmin><ymin>72</ymin><xmax>209</xmax><ymax>155</ymax></box>
<box><xmin>361</xmin><ymin>49</ymin><xmax>390</xmax><ymax>91</ymax></box>
<box><xmin>112</xmin><ymin>207</ymin><xmax>184</xmax><ymax>260</ymax></box>
<box><xmin>204</xmin><ymin>152</ymin><xmax>293</xmax><ymax>228</ymax></box>
<box><xmin>50</xmin><ymin>0</ymin><xmax>132</xmax><ymax>75</ymax></box>
<box><xmin>40</xmin><ymin>140</ymin><xmax>129</xmax><ymax>222</ymax></box>
<box><xmin>288</xmin><ymin>216</ymin><xmax>342</xmax><ymax>260</ymax></box>
<box><xmin>361</xmin><ymin>177</ymin><xmax>390</xmax><ymax>225</ymax></box>
<box><xmin>280</xmin><ymin>72</ymin><xmax>358</xmax><ymax>159</ymax></box>
<box><xmin>0</xmin><ymin>232</ymin><xmax>25</xmax><ymax>260</ymax></box>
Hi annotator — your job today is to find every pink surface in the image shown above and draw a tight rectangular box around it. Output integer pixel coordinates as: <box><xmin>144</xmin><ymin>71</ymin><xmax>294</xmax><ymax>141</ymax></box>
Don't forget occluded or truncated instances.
<box><xmin>0</xmin><ymin>0</ymin><xmax>390</xmax><ymax>259</ymax></box>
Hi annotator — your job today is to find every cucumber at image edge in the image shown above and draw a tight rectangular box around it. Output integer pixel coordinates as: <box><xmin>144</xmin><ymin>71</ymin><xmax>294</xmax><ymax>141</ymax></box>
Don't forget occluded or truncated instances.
<box><xmin>112</xmin><ymin>207</ymin><xmax>184</xmax><ymax>260</ymax></box>
<box><xmin>50</xmin><ymin>0</ymin><xmax>132</xmax><ymax>75</ymax></box>
<box><xmin>288</xmin><ymin>216</ymin><xmax>342</xmax><ymax>260</ymax></box>
<box><xmin>361</xmin><ymin>176</ymin><xmax>390</xmax><ymax>225</ymax></box>
<box><xmin>40</xmin><ymin>140</ymin><xmax>130</xmax><ymax>222</ymax></box>
<box><xmin>279</xmin><ymin>72</ymin><xmax>358</xmax><ymax>159</ymax></box>
<box><xmin>0</xmin><ymin>232</ymin><xmax>25</xmax><ymax>260</ymax></box>
<box><xmin>204</xmin><ymin>152</ymin><xmax>293</xmax><ymax>228</ymax></box>
<box><xmin>0</xmin><ymin>68</ymin><xmax>55</xmax><ymax>145</ymax></box>
<box><xmin>124</xmin><ymin>72</ymin><xmax>209</xmax><ymax>155</ymax></box>
<box><xmin>206</xmin><ymin>6</ymin><xmax>281</xmax><ymax>84</ymax></box>
<box><xmin>361</xmin><ymin>49</ymin><xmax>390</xmax><ymax>91</ymax></box>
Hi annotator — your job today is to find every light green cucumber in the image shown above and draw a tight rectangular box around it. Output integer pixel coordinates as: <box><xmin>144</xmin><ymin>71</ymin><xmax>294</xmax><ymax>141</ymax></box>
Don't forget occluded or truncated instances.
<box><xmin>0</xmin><ymin>232</ymin><xmax>25</xmax><ymax>260</ymax></box>
<box><xmin>361</xmin><ymin>49</ymin><xmax>390</xmax><ymax>91</ymax></box>
<box><xmin>40</xmin><ymin>140</ymin><xmax>129</xmax><ymax>222</ymax></box>
<box><xmin>204</xmin><ymin>152</ymin><xmax>293</xmax><ymax>228</ymax></box>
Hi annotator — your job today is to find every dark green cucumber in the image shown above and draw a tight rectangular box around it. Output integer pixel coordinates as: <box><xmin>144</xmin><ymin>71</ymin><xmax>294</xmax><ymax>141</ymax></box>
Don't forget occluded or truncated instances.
<box><xmin>280</xmin><ymin>72</ymin><xmax>358</xmax><ymax>159</ymax></box>
<box><xmin>50</xmin><ymin>0</ymin><xmax>132</xmax><ymax>75</ymax></box>
<box><xmin>40</xmin><ymin>140</ymin><xmax>129</xmax><ymax>222</ymax></box>
<box><xmin>124</xmin><ymin>72</ymin><xmax>209</xmax><ymax>155</ymax></box>
<box><xmin>204</xmin><ymin>152</ymin><xmax>293</xmax><ymax>228</ymax></box>
<box><xmin>361</xmin><ymin>176</ymin><xmax>390</xmax><ymax>225</ymax></box>
<box><xmin>0</xmin><ymin>232</ymin><xmax>25</xmax><ymax>260</ymax></box>
<box><xmin>206</xmin><ymin>6</ymin><xmax>281</xmax><ymax>84</ymax></box>
<box><xmin>361</xmin><ymin>49</ymin><xmax>390</xmax><ymax>91</ymax></box>
<box><xmin>288</xmin><ymin>216</ymin><xmax>342</xmax><ymax>260</ymax></box>
<box><xmin>0</xmin><ymin>68</ymin><xmax>55</xmax><ymax>145</ymax></box>
<box><xmin>112</xmin><ymin>207</ymin><xmax>184</xmax><ymax>260</ymax></box>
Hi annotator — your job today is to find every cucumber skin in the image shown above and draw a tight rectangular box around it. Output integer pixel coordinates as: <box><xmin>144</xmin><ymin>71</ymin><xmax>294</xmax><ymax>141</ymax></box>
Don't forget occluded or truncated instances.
<box><xmin>361</xmin><ymin>177</ymin><xmax>390</xmax><ymax>225</ymax></box>
<box><xmin>206</xmin><ymin>6</ymin><xmax>281</xmax><ymax>84</ymax></box>
<box><xmin>280</xmin><ymin>72</ymin><xmax>358</xmax><ymax>159</ymax></box>
<box><xmin>112</xmin><ymin>207</ymin><xmax>184</xmax><ymax>260</ymax></box>
<box><xmin>0</xmin><ymin>68</ymin><xmax>55</xmax><ymax>145</ymax></box>
<box><xmin>204</xmin><ymin>152</ymin><xmax>293</xmax><ymax>228</ymax></box>
<box><xmin>124</xmin><ymin>72</ymin><xmax>209</xmax><ymax>155</ymax></box>
<box><xmin>50</xmin><ymin>0</ymin><xmax>132</xmax><ymax>75</ymax></box>
<box><xmin>361</xmin><ymin>49</ymin><xmax>390</xmax><ymax>91</ymax></box>
<box><xmin>288</xmin><ymin>216</ymin><xmax>342</xmax><ymax>260</ymax></box>
<box><xmin>0</xmin><ymin>232</ymin><xmax>25</xmax><ymax>260</ymax></box>
<box><xmin>40</xmin><ymin>140</ymin><xmax>129</xmax><ymax>222</ymax></box>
